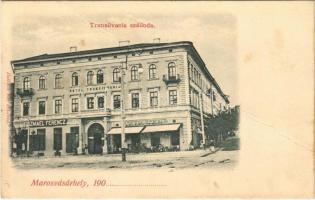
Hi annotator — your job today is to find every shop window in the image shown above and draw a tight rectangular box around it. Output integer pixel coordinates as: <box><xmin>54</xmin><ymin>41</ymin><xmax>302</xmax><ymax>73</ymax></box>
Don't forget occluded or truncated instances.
<box><xmin>39</xmin><ymin>75</ymin><xmax>46</xmax><ymax>89</ymax></box>
<box><xmin>66</xmin><ymin>127</ymin><xmax>79</xmax><ymax>153</ymax></box>
<box><xmin>55</xmin><ymin>74</ymin><xmax>62</xmax><ymax>88</ymax></box>
<box><xmin>23</xmin><ymin>102</ymin><xmax>30</xmax><ymax>116</ymax></box>
<box><xmin>72</xmin><ymin>72</ymin><xmax>79</xmax><ymax>86</ymax></box>
<box><xmin>171</xmin><ymin>133</ymin><xmax>180</xmax><ymax>146</ymax></box>
<box><xmin>23</xmin><ymin>77</ymin><xmax>30</xmax><ymax>90</ymax></box>
<box><xmin>71</xmin><ymin>98</ymin><xmax>79</xmax><ymax>112</ymax></box>
<box><xmin>113</xmin><ymin>68</ymin><xmax>120</xmax><ymax>82</ymax></box>
<box><xmin>131</xmin><ymin>66</ymin><xmax>139</xmax><ymax>81</ymax></box>
<box><xmin>97</xmin><ymin>70</ymin><xmax>104</xmax><ymax>84</ymax></box>
<box><xmin>151</xmin><ymin>134</ymin><xmax>160</xmax><ymax>147</ymax></box>
<box><xmin>168</xmin><ymin>62</ymin><xmax>176</xmax><ymax>79</ymax></box>
<box><xmin>55</xmin><ymin>99</ymin><xmax>62</xmax><ymax>114</ymax></box>
<box><xmin>131</xmin><ymin>93</ymin><xmax>139</xmax><ymax>108</ymax></box>
<box><xmin>38</xmin><ymin>101</ymin><xmax>45</xmax><ymax>115</ymax></box>
<box><xmin>98</xmin><ymin>96</ymin><xmax>104</xmax><ymax>108</ymax></box>
<box><xmin>53</xmin><ymin>128</ymin><xmax>62</xmax><ymax>151</ymax></box>
<box><xmin>87</xmin><ymin>71</ymin><xmax>94</xmax><ymax>85</ymax></box>
<box><xmin>149</xmin><ymin>91</ymin><xmax>158</xmax><ymax>107</ymax></box>
<box><xmin>87</xmin><ymin>97</ymin><xmax>94</xmax><ymax>109</ymax></box>
<box><xmin>149</xmin><ymin>64</ymin><xmax>157</xmax><ymax>79</ymax></box>
<box><xmin>113</xmin><ymin>95</ymin><xmax>121</xmax><ymax>109</ymax></box>
<box><xmin>30</xmin><ymin>129</ymin><xmax>45</xmax><ymax>151</ymax></box>
<box><xmin>169</xmin><ymin>90</ymin><xmax>177</xmax><ymax>105</ymax></box>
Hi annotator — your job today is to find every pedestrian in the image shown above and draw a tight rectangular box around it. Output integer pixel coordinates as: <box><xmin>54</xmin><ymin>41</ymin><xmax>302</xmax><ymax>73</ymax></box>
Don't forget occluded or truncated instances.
<box><xmin>209</xmin><ymin>139</ymin><xmax>215</xmax><ymax>152</ymax></box>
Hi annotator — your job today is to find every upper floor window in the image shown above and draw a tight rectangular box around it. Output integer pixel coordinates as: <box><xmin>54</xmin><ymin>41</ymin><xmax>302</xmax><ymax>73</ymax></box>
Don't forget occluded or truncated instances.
<box><xmin>55</xmin><ymin>99</ymin><xmax>62</xmax><ymax>114</ymax></box>
<box><xmin>113</xmin><ymin>95</ymin><xmax>121</xmax><ymax>109</ymax></box>
<box><xmin>98</xmin><ymin>96</ymin><xmax>104</xmax><ymax>108</ymax></box>
<box><xmin>131</xmin><ymin>66</ymin><xmax>139</xmax><ymax>81</ymax></box>
<box><xmin>38</xmin><ymin>101</ymin><xmax>46</xmax><ymax>115</ymax></box>
<box><xmin>55</xmin><ymin>74</ymin><xmax>62</xmax><ymax>88</ymax></box>
<box><xmin>149</xmin><ymin>91</ymin><xmax>158</xmax><ymax>107</ymax></box>
<box><xmin>169</xmin><ymin>90</ymin><xmax>177</xmax><ymax>105</ymax></box>
<box><xmin>213</xmin><ymin>92</ymin><xmax>216</xmax><ymax>102</ymax></box>
<box><xmin>149</xmin><ymin>64</ymin><xmax>157</xmax><ymax>79</ymax></box>
<box><xmin>87</xmin><ymin>97</ymin><xmax>94</xmax><ymax>109</ymax></box>
<box><xmin>72</xmin><ymin>72</ymin><xmax>79</xmax><ymax>86</ymax></box>
<box><xmin>71</xmin><ymin>98</ymin><xmax>79</xmax><ymax>112</ymax></box>
<box><xmin>168</xmin><ymin>62</ymin><xmax>176</xmax><ymax>78</ymax></box>
<box><xmin>113</xmin><ymin>68</ymin><xmax>120</xmax><ymax>82</ymax></box>
<box><xmin>97</xmin><ymin>70</ymin><xmax>104</xmax><ymax>84</ymax></box>
<box><xmin>23</xmin><ymin>102</ymin><xmax>30</xmax><ymax>116</ymax></box>
<box><xmin>23</xmin><ymin>77</ymin><xmax>30</xmax><ymax>90</ymax></box>
<box><xmin>39</xmin><ymin>76</ymin><xmax>46</xmax><ymax>89</ymax></box>
<box><xmin>87</xmin><ymin>71</ymin><xmax>94</xmax><ymax>85</ymax></box>
<box><xmin>131</xmin><ymin>93</ymin><xmax>139</xmax><ymax>108</ymax></box>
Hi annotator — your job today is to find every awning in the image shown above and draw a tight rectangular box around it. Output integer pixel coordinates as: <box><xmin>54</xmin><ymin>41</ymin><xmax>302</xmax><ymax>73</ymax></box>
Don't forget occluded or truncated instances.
<box><xmin>107</xmin><ymin>126</ymin><xmax>144</xmax><ymax>135</ymax></box>
<box><xmin>142</xmin><ymin>124</ymin><xmax>181</xmax><ymax>133</ymax></box>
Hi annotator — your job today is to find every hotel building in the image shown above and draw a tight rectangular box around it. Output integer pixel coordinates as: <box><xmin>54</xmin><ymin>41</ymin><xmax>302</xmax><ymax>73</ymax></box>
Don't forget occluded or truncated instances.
<box><xmin>11</xmin><ymin>41</ymin><xmax>229</xmax><ymax>156</ymax></box>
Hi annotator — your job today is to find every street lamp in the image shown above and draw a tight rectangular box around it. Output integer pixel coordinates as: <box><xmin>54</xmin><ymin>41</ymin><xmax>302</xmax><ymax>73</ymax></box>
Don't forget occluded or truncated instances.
<box><xmin>119</xmin><ymin>44</ymin><xmax>143</xmax><ymax>162</ymax></box>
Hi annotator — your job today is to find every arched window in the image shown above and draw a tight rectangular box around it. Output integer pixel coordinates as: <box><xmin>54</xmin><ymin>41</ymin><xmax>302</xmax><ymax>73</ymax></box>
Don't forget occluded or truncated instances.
<box><xmin>113</xmin><ymin>68</ymin><xmax>120</xmax><ymax>82</ymax></box>
<box><xmin>168</xmin><ymin>62</ymin><xmax>176</xmax><ymax>78</ymax></box>
<box><xmin>149</xmin><ymin>64</ymin><xmax>157</xmax><ymax>79</ymax></box>
<box><xmin>72</xmin><ymin>72</ymin><xmax>78</xmax><ymax>86</ymax></box>
<box><xmin>39</xmin><ymin>76</ymin><xmax>46</xmax><ymax>89</ymax></box>
<box><xmin>131</xmin><ymin>66</ymin><xmax>139</xmax><ymax>81</ymax></box>
<box><xmin>87</xmin><ymin>71</ymin><xmax>94</xmax><ymax>85</ymax></box>
<box><xmin>55</xmin><ymin>74</ymin><xmax>62</xmax><ymax>88</ymax></box>
<box><xmin>97</xmin><ymin>70</ymin><xmax>104</xmax><ymax>84</ymax></box>
<box><xmin>23</xmin><ymin>77</ymin><xmax>30</xmax><ymax>90</ymax></box>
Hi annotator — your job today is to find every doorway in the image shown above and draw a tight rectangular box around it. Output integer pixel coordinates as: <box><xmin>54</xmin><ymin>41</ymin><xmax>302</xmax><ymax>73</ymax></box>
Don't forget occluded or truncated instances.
<box><xmin>87</xmin><ymin>123</ymin><xmax>104</xmax><ymax>154</ymax></box>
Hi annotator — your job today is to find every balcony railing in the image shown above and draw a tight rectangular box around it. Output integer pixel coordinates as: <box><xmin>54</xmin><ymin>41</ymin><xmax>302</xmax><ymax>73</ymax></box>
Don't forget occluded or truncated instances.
<box><xmin>163</xmin><ymin>74</ymin><xmax>181</xmax><ymax>84</ymax></box>
<box><xmin>16</xmin><ymin>88</ymin><xmax>34</xmax><ymax>97</ymax></box>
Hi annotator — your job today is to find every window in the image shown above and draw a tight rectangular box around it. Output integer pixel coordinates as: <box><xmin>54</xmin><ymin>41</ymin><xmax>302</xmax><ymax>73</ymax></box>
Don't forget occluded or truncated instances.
<box><xmin>150</xmin><ymin>91</ymin><xmax>158</xmax><ymax>107</ymax></box>
<box><xmin>39</xmin><ymin>76</ymin><xmax>46</xmax><ymax>89</ymax></box>
<box><xmin>71</xmin><ymin>98</ymin><xmax>79</xmax><ymax>112</ymax></box>
<box><xmin>72</xmin><ymin>72</ymin><xmax>79</xmax><ymax>86</ymax></box>
<box><xmin>23</xmin><ymin>77</ymin><xmax>30</xmax><ymax>90</ymax></box>
<box><xmin>97</xmin><ymin>70</ymin><xmax>104</xmax><ymax>84</ymax></box>
<box><xmin>213</xmin><ymin>92</ymin><xmax>216</xmax><ymax>101</ymax></box>
<box><xmin>23</xmin><ymin>102</ymin><xmax>30</xmax><ymax>116</ymax></box>
<box><xmin>55</xmin><ymin>74</ymin><xmax>62</xmax><ymax>88</ymax></box>
<box><xmin>113</xmin><ymin>68</ymin><xmax>120</xmax><ymax>82</ymax></box>
<box><xmin>113</xmin><ymin>95</ymin><xmax>121</xmax><ymax>109</ymax></box>
<box><xmin>149</xmin><ymin>64</ymin><xmax>157</xmax><ymax>79</ymax></box>
<box><xmin>87</xmin><ymin>97</ymin><xmax>94</xmax><ymax>109</ymax></box>
<box><xmin>131</xmin><ymin>66</ymin><xmax>139</xmax><ymax>81</ymax></box>
<box><xmin>191</xmin><ymin>65</ymin><xmax>194</xmax><ymax>81</ymax></box>
<box><xmin>55</xmin><ymin>99</ymin><xmax>62</xmax><ymax>114</ymax></box>
<box><xmin>30</xmin><ymin>129</ymin><xmax>45</xmax><ymax>151</ymax></box>
<box><xmin>169</xmin><ymin>90</ymin><xmax>177</xmax><ymax>105</ymax></box>
<box><xmin>98</xmin><ymin>96</ymin><xmax>104</xmax><ymax>108</ymax></box>
<box><xmin>87</xmin><ymin>71</ymin><xmax>94</xmax><ymax>85</ymax></box>
<box><xmin>53</xmin><ymin>128</ymin><xmax>62</xmax><ymax>151</ymax></box>
<box><xmin>168</xmin><ymin>62</ymin><xmax>176</xmax><ymax>78</ymax></box>
<box><xmin>38</xmin><ymin>101</ymin><xmax>46</xmax><ymax>115</ymax></box>
<box><xmin>131</xmin><ymin>93</ymin><xmax>139</xmax><ymax>108</ymax></box>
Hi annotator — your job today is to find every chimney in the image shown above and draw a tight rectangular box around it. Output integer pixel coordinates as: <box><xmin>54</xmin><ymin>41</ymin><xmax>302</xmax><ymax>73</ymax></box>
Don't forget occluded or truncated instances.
<box><xmin>70</xmin><ymin>46</ymin><xmax>77</xmax><ymax>52</ymax></box>
<box><xmin>153</xmin><ymin>38</ymin><xmax>160</xmax><ymax>43</ymax></box>
<box><xmin>119</xmin><ymin>40</ymin><xmax>130</xmax><ymax>47</ymax></box>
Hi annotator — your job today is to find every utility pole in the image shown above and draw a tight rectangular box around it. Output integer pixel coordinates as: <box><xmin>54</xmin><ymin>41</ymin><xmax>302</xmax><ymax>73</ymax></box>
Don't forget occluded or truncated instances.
<box><xmin>199</xmin><ymin>93</ymin><xmax>206</xmax><ymax>145</ymax></box>
<box><xmin>120</xmin><ymin>49</ymin><xmax>128</xmax><ymax>162</ymax></box>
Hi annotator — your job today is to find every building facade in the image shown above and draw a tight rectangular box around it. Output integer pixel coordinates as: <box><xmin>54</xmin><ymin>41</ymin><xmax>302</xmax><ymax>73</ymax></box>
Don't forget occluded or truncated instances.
<box><xmin>11</xmin><ymin>41</ymin><xmax>229</xmax><ymax>156</ymax></box>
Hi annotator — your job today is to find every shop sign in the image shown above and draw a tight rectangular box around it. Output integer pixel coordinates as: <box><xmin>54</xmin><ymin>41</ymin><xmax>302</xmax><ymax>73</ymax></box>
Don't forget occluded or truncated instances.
<box><xmin>126</xmin><ymin>119</ymin><xmax>168</xmax><ymax>127</ymax></box>
<box><xmin>25</xmin><ymin>119</ymin><xmax>67</xmax><ymax>127</ymax></box>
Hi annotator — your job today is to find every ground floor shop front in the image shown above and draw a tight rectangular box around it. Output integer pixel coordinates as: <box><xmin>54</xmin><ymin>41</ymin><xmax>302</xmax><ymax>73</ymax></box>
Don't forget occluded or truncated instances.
<box><xmin>12</xmin><ymin>116</ymin><xmax>193</xmax><ymax>156</ymax></box>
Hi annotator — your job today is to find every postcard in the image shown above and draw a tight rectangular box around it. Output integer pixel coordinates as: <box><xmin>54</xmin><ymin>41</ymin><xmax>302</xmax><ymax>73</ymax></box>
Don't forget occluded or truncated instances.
<box><xmin>1</xmin><ymin>1</ymin><xmax>314</xmax><ymax>198</ymax></box>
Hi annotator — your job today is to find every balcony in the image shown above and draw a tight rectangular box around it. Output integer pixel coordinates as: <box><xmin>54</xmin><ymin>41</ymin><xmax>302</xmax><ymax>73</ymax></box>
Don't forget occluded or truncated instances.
<box><xmin>16</xmin><ymin>88</ymin><xmax>34</xmax><ymax>97</ymax></box>
<box><xmin>163</xmin><ymin>74</ymin><xmax>181</xmax><ymax>84</ymax></box>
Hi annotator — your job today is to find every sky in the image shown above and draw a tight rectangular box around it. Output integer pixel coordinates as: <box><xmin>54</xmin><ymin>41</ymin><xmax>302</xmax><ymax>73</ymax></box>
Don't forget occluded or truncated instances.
<box><xmin>7</xmin><ymin>2</ymin><xmax>238</xmax><ymax>105</ymax></box>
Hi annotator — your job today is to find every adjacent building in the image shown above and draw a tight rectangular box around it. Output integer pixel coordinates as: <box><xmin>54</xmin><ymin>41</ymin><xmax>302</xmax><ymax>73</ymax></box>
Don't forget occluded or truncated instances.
<box><xmin>11</xmin><ymin>41</ymin><xmax>229</xmax><ymax>156</ymax></box>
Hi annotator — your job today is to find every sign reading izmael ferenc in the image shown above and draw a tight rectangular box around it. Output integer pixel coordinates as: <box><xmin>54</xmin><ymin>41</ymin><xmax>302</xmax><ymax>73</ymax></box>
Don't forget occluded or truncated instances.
<box><xmin>10</xmin><ymin>41</ymin><xmax>229</xmax><ymax>156</ymax></box>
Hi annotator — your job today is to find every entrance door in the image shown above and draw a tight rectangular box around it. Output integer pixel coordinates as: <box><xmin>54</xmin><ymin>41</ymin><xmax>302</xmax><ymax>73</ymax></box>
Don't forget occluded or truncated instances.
<box><xmin>87</xmin><ymin>123</ymin><xmax>104</xmax><ymax>154</ymax></box>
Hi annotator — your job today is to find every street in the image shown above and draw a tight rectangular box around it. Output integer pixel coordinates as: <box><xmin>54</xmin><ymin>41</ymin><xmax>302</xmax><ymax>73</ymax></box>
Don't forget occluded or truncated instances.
<box><xmin>12</xmin><ymin>148</ymin><xmax>238</xmax><ymax>170</ymax></box>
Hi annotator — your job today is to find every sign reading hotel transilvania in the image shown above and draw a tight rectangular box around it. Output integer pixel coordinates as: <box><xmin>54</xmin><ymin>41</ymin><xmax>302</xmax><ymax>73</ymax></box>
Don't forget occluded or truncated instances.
<box><xmin>26</xmin><ymin>119</ymin><xmax>68</xmax><ymax>127</ymax></box>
